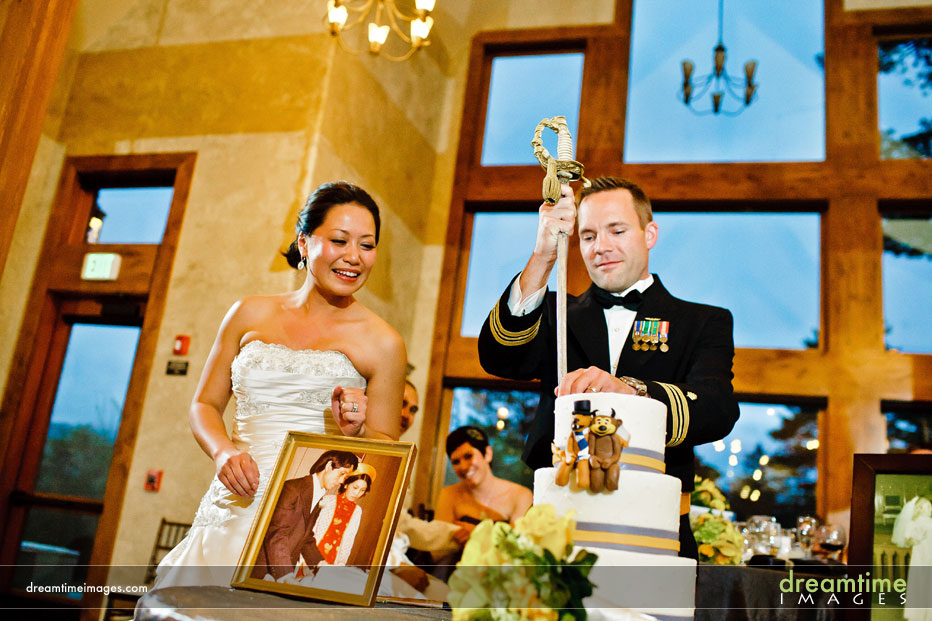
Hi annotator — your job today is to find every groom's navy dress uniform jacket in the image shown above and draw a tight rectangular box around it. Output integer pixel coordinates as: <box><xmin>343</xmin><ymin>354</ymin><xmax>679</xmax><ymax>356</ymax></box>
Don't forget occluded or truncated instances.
<box><xmin>478</xmin><ymin>275</ymin><xmax>740</xmax><ymax>556</ymax></box>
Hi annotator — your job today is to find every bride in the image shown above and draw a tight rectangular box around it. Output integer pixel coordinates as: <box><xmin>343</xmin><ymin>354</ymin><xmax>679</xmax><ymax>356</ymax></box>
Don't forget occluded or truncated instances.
<box><xmin>155</xmin><ymin>181</ymin><xmax>405</xmax><ymax>588</ymax></box>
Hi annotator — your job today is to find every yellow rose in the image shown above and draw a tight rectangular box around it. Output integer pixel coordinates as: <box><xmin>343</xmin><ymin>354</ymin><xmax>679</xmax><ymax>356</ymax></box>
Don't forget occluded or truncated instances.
<box><xmin>515</xmin><ymin>505</ymin><xmax>576</xmax><ymax>560</ymax></box>
<box><xmin>461</xmin><ymin>519</ymin><xmax>507</xmax><ymax>566</ymax></box>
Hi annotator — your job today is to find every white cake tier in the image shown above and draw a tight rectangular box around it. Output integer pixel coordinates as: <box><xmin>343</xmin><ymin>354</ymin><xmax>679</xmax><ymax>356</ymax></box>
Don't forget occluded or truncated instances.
<box><xmin>584</xmin><ymin>547</ymin><xmax>696</xmax><ymax>620</ymax></box>
<box><xmin>554</xmin><ymin>393</ymin><xmax>668</xmax><ymax>467</ymax></box>
<box><xmin>534</xmin><ymin>467</ymin><xmax>683</xmax><ymax>536</ymax></box>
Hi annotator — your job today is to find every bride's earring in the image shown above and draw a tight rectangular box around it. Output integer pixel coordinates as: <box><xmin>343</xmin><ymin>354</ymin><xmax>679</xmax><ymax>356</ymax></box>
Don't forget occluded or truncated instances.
<box><xmin>297</xmin><ymin>256</ymin><xmax>306</xmax><ymax>269</ymax></box>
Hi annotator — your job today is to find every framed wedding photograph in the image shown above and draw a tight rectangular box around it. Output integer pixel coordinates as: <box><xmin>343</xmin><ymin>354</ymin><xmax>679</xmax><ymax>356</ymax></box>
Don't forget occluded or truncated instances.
<box><xmin>231</xmin><ymin>432</ymin><xmax>416</xmax><ymax>606</ymax></box>
<box><xmin>848</xmin><ymin>453</ymin><xmax>932</xmax><ymax>621</ymax></box>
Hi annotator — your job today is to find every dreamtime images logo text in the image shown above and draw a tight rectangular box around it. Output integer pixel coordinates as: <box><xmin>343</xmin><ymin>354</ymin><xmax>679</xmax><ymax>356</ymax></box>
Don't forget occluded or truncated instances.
<box><xmin>779</xmin><ymin>569</ymin><xmax>909</xmax><ymax>607</ymax></box>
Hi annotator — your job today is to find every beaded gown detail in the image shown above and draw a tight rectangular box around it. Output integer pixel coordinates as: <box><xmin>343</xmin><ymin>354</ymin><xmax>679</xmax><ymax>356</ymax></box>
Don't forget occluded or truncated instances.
<box><xmin>154</xmin><ymin>341</ymin><xmax>365</xmax><ymax>588</ymax></box>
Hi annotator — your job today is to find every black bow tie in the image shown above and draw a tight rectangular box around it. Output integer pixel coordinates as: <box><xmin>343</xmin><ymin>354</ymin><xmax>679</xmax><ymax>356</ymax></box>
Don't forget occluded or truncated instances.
<box><xmin>592</xmin><ymin>286</ymin><xmax>643</xmax><ymax>310</ymax></box>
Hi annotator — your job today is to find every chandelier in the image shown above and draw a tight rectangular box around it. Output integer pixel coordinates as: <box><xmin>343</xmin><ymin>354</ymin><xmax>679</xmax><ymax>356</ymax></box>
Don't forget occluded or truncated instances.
<box><xmin>679</xmin><ymin>0</ymin><xmax>757</xmax><ymax>115</ymax></box>
<box><xmin>325</xmin><ymin>0</ymin><xmax>437</xmax><ymax>62</ymax></box>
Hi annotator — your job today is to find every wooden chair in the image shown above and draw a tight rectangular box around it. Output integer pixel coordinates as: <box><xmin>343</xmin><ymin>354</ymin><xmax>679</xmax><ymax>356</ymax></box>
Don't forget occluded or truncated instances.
<box><xmin>102</xmin><ymin>518</ymin><xmax>191</xmax><ymax>621</ymax></box>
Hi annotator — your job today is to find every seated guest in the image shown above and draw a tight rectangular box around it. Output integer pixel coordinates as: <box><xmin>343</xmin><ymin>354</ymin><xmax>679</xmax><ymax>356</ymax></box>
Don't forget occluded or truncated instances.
<box><xmin>400</xmin><ymin>379</ymin><xmax>420</xmax><ymax>436</ymax></box>
<box><xmin>384</xmin><ymin>380</ymin><xmax>456</xmax><ymax>596</ymax></box>
<box><xmin>435</xmin><ymin>426</ymin><xmax>533</xmax><ymax>531</ymax></box>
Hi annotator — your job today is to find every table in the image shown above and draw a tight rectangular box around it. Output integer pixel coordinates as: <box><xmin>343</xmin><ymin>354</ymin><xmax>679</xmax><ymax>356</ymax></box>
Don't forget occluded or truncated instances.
<box><xmin>695</xmin><ymin>564</ymin><xmax>843</xmax><ymax>621</ymax></box>
<box><xmin>136</xmin><ymin>586</ymin><xmax>450</xmax><ymax>620</ymax></box>
<box><xmin>137</xmin><ymin>565</ymin><xmax>846</xmax><ymax>621</ymax></box>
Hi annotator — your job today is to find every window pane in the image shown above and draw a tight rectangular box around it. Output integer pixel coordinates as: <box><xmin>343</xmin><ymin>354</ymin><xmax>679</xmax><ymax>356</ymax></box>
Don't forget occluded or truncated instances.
<box><xmin>461</xmin><ymin>213</ymin><xmax>557</xmax><ymax>337</ymax></box>
<box><xmin>89</xmin><ymin>187</ymin><xmax>174</xmax><ymax>244</ymax></box>
<box><xmin>882</xmin><ymin>215</ymin><xmax>932</xmax><ymax>353</ymax></box>
<box><xmin>878</xmin><ymin>37</ymin><xmax>932</xmax><ymax>159</ymax></box>
<box><xmin>650</xmin><ymin>212</ymin><xmax>821</xmax><ymax>349</ymax></box>
<box><xmin>34</xmin><ymin>324</ymin><xmax>140</xmax><ymax>499</ymax></box>
<box><xmin>481</xmin><ymin>53</ymin><xmax>585</xmax><ymax>166</ymax></box>
<box><xmin>625</xmin><ymin>0</ymin><xmax>825</xmax><ymax>163</ymax></box>
<box><xmin>444</xmin><ymin>388</ymin><xmax>538</xmax><ymax>489</ymax></box>
<box><xmin>695</xmin><ymin>402</ymin><xmax>818</xmax><ymax>527</ymax></box>
<box><xmin>885</xmin><ymin>407</ymin><xmax>932</xmax><ymax>453</ymax></box>
<box><xmin>12</xmin><ymin>508</ymin><xmax>99</xmax><ymax>598</ymax></box>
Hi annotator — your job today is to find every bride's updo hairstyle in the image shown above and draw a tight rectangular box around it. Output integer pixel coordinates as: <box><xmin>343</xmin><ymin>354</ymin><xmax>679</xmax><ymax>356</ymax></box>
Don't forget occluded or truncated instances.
<box><xmin>284</xmin><ymin>181</ymin><xmax>382</xmax><ymax>269</ymax></box>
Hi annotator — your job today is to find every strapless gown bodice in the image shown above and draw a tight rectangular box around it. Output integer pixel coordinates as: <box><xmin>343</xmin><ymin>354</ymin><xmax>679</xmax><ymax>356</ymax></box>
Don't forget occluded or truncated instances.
<box><xmin>155</xmin><ymin>341</ymin><xmax>365</xmax><ymax>588</ymax></box>
<box><xmin>229</xmin><ymin>341</ymin><xmax>365</xmax><ymax>472</ymax></box>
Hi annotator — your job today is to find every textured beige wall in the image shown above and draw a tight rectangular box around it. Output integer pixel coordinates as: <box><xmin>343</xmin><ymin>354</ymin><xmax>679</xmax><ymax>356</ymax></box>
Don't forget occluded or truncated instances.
<box><xmin>0</xmin><ymin>0</ymin><xmax>616</xmax><ymax>581</ymax></box>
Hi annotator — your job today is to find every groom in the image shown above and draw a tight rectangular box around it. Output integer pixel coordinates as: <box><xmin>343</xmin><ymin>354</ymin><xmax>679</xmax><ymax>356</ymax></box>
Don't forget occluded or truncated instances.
<box><xmin>478</xmin><ymin>177</ymin><xmax>739</xmax><ymax>558</ymax></box>
<box><xmin>252</xmin><ymin>450</ymin><xmax>359</xmax><ymax>580</ymax></box>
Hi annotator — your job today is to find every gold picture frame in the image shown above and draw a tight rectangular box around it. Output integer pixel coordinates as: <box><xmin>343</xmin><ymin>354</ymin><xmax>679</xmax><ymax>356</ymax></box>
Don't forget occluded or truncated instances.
<box><xmin>231</xmin><ymin>432</ymin><xmax>416</xmax><ymax>607</ymax></box>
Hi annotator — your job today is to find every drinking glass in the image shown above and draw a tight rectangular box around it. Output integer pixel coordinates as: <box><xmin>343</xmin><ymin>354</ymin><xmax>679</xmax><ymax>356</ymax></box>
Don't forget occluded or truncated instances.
<box><xmin>796</xmin><ymin>515</ymin><xmax>819</xmax><ymax>558</ymax></box>
<box><xmin>814</xmin><ymin>524</ymin><xmax>847</xmax><ymax>561</ymax></box>
<box><xmin>747</xmin><ymin>515</ymin><xmax>781</xmax><ymax>555</ymax></box>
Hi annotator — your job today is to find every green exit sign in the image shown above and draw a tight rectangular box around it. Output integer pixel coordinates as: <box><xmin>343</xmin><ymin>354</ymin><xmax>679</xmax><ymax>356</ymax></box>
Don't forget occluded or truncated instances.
<box><xmin>81</xmin><ymin>252</ymin><xmax>122</xmax><ymax>281</ymax></box>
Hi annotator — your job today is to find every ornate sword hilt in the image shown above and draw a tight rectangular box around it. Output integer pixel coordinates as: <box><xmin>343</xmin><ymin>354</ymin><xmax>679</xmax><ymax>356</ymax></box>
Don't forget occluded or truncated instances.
<box><xmin>532</xmin><ymin>116</ymin><xmax>589</xmax><ymax>204</ymax></box>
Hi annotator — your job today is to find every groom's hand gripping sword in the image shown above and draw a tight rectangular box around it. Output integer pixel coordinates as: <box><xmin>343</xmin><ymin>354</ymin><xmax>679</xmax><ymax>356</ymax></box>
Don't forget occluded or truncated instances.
<box><xmin>532</xmin><ymin>116</ymin><xmax>589</xmax><ymax>385</ymax></box>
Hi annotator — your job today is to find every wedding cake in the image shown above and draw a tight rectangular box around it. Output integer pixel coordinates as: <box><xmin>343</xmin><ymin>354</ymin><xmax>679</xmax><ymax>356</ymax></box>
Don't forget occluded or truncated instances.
<box><xmin>533</xmin><ymin>393</ymin><xmax>696</xmax><ymax>620</ymax></box>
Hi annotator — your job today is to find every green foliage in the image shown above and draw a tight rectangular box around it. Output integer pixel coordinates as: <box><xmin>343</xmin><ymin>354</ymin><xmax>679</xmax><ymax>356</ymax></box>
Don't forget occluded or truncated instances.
<box><xmin>878</xmin><ymin>38</ymin><xmax>932</xmax><ymax>93</ymax></box>
<box><xmin>35</xmin><ymin>424</ymin><xmax>114</xmax><ymax>498</ymax></box>
<box><xmin>698</xmin><ymin>406</ymin><xmax>818</xmax><ymax>524</ymax></box>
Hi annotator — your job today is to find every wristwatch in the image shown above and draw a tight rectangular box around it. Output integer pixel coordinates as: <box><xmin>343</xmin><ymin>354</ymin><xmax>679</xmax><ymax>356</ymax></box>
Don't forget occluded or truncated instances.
<box><xmin>619</xmin><ymin>376</ymin><xmax>648</xmax><ymax>397</ymax></box>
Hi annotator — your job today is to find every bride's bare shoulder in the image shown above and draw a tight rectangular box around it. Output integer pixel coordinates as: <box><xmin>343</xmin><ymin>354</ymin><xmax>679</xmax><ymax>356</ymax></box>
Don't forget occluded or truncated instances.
<box><xmin>231</xmin><ymin>293</ymin><xmax>289</xmax><ymax>319</ymax></box>
<box><xmin>355</xmin><ymin>304</ymin><xmax>404</xmax><ymax>353</ymax></box>
<box><xmin>219</xmin><ymin>294</ymin><xmax>289</xmax><ymax>340</ymax></box>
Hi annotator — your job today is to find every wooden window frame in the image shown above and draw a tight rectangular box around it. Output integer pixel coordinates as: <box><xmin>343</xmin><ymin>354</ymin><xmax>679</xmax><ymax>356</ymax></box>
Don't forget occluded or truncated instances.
<box><xmin>0</xmin><ymin>153</ymin><xmax>195</xmax><ymax>617</ymax></box>
<box><xmin>414</xmin><ymin>0</ymin><xmax>932</xmax><ymax>518</ymax></box>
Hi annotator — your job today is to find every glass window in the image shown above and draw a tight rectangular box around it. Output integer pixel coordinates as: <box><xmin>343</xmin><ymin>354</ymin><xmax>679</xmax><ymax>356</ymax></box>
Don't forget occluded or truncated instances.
<box><xmin>625</xmin><ymin>0</ymin><xmax>825</xmax><ymax>163</ymax></box>
<box><xmin>461</xmin><ymin>213</ymin><xmax>557</xmax><ymax>337</ymax></box>
<box><xmin>649</xmin><ymin>212</ymin><xmax>821</xmax><ymax>349</ymax></box>
<box><xmin>882</xmin><ymin>215</ymin><xmax>932</xmax><ymax>353</ymax></box>
<box><xmin>87</xmin><ymin>187</ymin><xmax>174</xmax><ymax>244</ymax></box>
<box><xmin>34</xmin><ymin>324</ymin><xmax>141</xmax><ymax>499</ymax></box>
<box><xmin>443</xmin><ymin>387</ymin><xmax>538</xmax><ymax>489</ymax></box>
<box><xmin>884</xmin><ymin>405</ymin><xmax>932</xmax><ymax>453</ymax></box>
<box><xmin>481</xmin><ymin>53</ymin><xmax>585</xmax><ymax>166</ymax></box>
<box><xmin>11</xmin><ymin>508</ymin><xmax>99</xmax><ymax>597</ymax></box>
<box><xmin>878</xmin><ymin>37</ymin><xmax>932</xmax><ymax>159</ymax></box>
<box><xmin>694</xmin><ymin>402</ymin><xmax>819</xmax><ymax>527</ymax></box>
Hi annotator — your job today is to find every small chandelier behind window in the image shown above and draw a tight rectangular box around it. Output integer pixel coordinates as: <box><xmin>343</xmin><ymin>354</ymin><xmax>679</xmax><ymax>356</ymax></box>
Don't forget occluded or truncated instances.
<box><xmin>680</xmin><ymin>0</ymin><xmax>758</xmax><ymax>116</ymax></box>
<box><xmin>325</xmin><ymin>0</ymin><xmax>437</xmax><ymax>62</ymax></box>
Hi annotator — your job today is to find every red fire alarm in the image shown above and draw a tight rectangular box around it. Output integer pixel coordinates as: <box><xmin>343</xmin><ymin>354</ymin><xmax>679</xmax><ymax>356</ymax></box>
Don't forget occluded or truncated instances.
<box><xmin>145</xmin><ymin>470</ymin><xmax>163</xmax><ymax>492</ymax></box>
<box><xmin>173</xmin><ymin>335</ymin><xmax>190</xmax><ymax>356</ymax></box>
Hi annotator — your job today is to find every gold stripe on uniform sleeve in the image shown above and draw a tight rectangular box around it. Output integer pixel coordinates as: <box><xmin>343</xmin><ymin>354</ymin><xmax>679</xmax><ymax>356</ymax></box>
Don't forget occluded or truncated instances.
<box><xmin>488</xmin><ymin>302</ymin><xmax>541</xmax><ymax>347</ymax></box>
<box><xmin>656</xmin><ymin>382</ymin><xmax>690</xmax><ymax>447</ymax></box>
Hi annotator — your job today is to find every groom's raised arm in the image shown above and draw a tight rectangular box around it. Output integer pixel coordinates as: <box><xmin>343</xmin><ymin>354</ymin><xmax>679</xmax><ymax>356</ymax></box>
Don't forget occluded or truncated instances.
<box><xmin>478</xmin><ymin>185</ymin><xmax>575</xmax><ymax>382</ymax></box>
<box><xmin>478</xmin><ymin>275</ymin><xmax>551</xmax><ymax>381</ymax></box>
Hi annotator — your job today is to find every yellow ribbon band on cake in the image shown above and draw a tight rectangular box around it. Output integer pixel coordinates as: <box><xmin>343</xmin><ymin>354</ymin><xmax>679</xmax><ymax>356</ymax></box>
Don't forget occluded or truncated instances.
<box><xmin>488</xmin><ymin>303</ymin><xmax>541</xmax><ymax>347</ymax></box>
<box><xmin>574</xmin><ymin>529</ymin><xmax>680</xmax><ymax>553</ymax></box>
<box><xmin>618</xmin><ymin>452</ymin><xmax>665</xmax><ymax>473</ymax></box>
<box><xmin>656</xmin><ymin>382</ymin><xmax>689</xmax><ymax>447</ymax></box>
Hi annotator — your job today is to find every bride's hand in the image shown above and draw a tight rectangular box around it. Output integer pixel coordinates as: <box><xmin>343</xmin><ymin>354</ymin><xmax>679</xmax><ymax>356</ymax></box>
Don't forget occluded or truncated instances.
<box><xmin>215</xmin><ymin>448</ymin><xmax>260</xmax><ymax>497</ymax></box>
<box><xmin>331</xmin><ymin>386</ymin><xmax>367</xmax><ymax>437</ymax></box>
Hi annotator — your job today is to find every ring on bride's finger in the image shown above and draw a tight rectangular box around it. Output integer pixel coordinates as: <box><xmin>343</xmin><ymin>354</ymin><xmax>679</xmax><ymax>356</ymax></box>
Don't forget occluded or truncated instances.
<box><xmin>588</xmin><ymin>386</ymin><xmax>599</xmax><ymax>393</ymax></box>
<box><xmin>351</xmin><ymin>401</ymin><xmax>358</xmax><ymax>413</ymax></box>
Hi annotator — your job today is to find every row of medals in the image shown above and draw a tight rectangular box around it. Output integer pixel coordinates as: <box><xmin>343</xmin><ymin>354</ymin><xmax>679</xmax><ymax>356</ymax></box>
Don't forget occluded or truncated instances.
<box><xmin>632</xmin><ymin>318</ymin><xmax>669</xmax><ymax>352</ymax></box>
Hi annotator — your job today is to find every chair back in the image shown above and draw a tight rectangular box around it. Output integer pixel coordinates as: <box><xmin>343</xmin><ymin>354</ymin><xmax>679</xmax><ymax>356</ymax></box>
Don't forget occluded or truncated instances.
<box><xmin>142</xmin><ymin>518</ymin><xmax>191</xmax><ymax>586</ymax></box>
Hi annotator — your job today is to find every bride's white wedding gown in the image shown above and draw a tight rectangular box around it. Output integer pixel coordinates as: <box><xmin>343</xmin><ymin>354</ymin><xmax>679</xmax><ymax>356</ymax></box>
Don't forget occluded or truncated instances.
<box><xmin>155</xmin><ymin>341</ymin><xmax>366</xmax><ymax>588</ymax></box>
